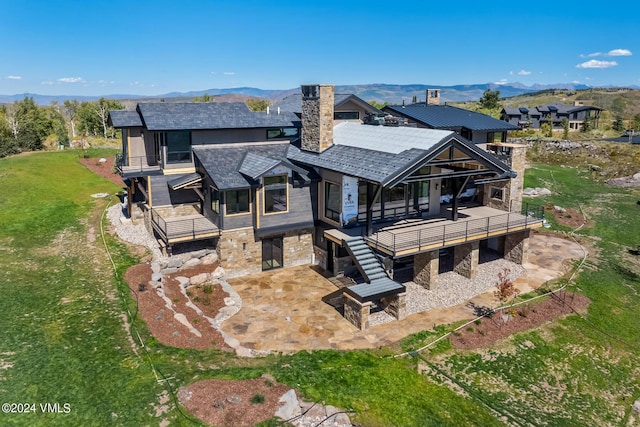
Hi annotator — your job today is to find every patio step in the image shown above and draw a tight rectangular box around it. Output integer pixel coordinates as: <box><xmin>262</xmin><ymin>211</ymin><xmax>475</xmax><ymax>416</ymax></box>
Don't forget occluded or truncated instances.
<box><xmin>343</xmin><ymin>236</ymin><xmax>390</xmax><ymax>283</ymax></box>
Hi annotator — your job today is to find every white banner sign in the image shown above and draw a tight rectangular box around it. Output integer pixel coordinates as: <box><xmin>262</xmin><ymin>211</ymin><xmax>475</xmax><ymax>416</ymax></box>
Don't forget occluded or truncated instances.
<box><xmin>341</xmin><ymin>176</ymin><xmax>359</xmax><ymax>227</ymax></box>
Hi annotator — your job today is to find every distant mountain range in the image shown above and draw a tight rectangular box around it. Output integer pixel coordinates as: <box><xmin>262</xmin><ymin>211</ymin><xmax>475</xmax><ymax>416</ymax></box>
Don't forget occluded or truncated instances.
<box><xmin>1</xmin><ymin>82</ymin><xmax>638</xmax><ymax>106</ymax></box>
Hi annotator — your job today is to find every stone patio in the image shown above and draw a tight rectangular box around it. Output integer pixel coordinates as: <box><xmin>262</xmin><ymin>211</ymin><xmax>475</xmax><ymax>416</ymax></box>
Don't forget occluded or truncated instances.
<box><xmin>221</xmin><ymin>233</ymin><xmax>586</xmax><ymax>353</ymax></box>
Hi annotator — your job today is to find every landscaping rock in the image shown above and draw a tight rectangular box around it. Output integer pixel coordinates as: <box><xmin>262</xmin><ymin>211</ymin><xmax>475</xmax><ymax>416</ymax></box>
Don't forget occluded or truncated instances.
<box><xmin>275</xmin><ymin>389</ymin><xmax>301</xmax><ymax>421</ymax></box>
<box><xmin>167</xmin><ymin>257</ymin><xmax>184</xmax><ymax>269</ymax></box>
<box><xmin>151</xmin><ymin>272</ymin><xmax>163</xmax><ymax>282</ymax></box>
<box><xmin>212</xmin><ymin>267</ymin><xmax>225</xmax><ymax>279</ymax></box>
<box><xmin>202</xmin><ymin>253</ymin><xmax>218</xmax><ymax>265</ymax></box>
<box><xmin>160</xmin><ymin>267</ymin><xmax>178</xmax><ymax>275</ymax></box>
<box><xmin>190</xmin><ymin>249</ymin><xmax>207</xmax><ymax>258</ymax></box>
<box><xmin>537</xmin><ymin>188</ymin><xmax>552</xmax><ymax>195</ymax></box>
<box><xmin>151</xmin><ymin>262</ymin><xmax>161</xmax><ymax>273</ymax></box>
<box><xmin>554</xmin><ymin>206</ymin><xmax>566</xmax><ymax>213</ymax></box>
<box><xmin>184</xmin><ymin>258</ymin><xmax>202</xmax><ymax>268</ymax></box>
<box><xmin>190</xmin><ymin>273</ymin><xmax>209</xmax><ymax>286</ymax></box>
<box><xmin>175</xmin><ymin>276</ymin><xmax>190</xmax><ymax>288</ymax></box>
<box><xmin>634</xmin><ymin>399</ymin><xmax>640</xmax><ymax>417</ymax></box>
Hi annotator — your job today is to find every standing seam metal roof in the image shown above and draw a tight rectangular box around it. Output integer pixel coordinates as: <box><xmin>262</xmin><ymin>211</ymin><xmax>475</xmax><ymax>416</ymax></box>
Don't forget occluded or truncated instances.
<box><xmin>384</xmin><ymin>104</ymin><xmax>520</xmax><ymax>132</ymax></box>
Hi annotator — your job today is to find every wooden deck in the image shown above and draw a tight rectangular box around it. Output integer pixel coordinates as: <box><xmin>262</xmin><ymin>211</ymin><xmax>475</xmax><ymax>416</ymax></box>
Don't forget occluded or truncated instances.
<box><xmin>151</xmin><ymin>211</ymin><xmax>220</xmax><ymax>244</ymax></box>
<box><xmin>325</xmin><ymin>205</ymin><xmax>544</xmax><ymax>258</ymax></box>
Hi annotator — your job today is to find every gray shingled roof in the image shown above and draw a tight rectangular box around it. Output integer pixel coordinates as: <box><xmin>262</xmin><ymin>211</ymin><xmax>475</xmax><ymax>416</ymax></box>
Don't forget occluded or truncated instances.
<box><xmin>384</xmin><ymin>104</ymin><xmax>520</xmax><ymax>132</ymax></box>
<box><xmin>134</xmin><ymin>102</ymin><xmax>300</xmax><ymax>131</ymax></box>
<box><xmin>272</xmin><ymin>93</ymin><xmax>381</xmax><ymax>115</ymax></box>
<box><xmin>193</xmin><ymin>143</ymin><xmax>291</xmax><ymax>190</ymax></box>
<box><xmin>287</xmin><ymin>123</ymin><xmax>512</xmax><ymax>186</ymax></box>
<box><xmin>108</xmin><ymin>109</ymin><xmax>143</xmax><ymax>127</ymax></box>
<box><xmin>239</xmin><ymin>152</ymin><xmax>282</xmax><ymax>180</ymax></box>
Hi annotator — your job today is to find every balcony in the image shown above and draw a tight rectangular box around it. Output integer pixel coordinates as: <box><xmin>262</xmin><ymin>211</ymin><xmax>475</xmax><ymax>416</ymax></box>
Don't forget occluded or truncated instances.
<box><xmin>151</xmin><ymin>205</ymin><xmax>220</xmax><ymax>246</ymax></box>
<box><xmin>325</xmin><ymin>204</ymin><xmax>544</xmax><ymax>258</ymax></box>
<box><xmin>115</xmin><ymin>153</ymin><xmax>162</xmax><ymax>177</ymax></box>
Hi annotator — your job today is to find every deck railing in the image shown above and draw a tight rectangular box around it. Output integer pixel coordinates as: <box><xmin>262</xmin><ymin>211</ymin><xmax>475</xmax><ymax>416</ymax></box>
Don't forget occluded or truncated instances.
<box><xmin>151</xmin><ymin>209</ymin><xmax>220</xmax><ymax>244</ymax></box>
<box><xmin>115</xmin><ymin>153</ymin><xmax>161</xmax><ymax>175</ymax></box>
<box><xmin>367</xmin><ymin>204</ymin><xmax>544</xmax><ymax>255</ymax></box>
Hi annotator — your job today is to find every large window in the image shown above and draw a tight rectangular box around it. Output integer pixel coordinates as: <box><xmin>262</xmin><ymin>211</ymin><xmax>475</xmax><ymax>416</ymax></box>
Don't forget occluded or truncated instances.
<box><xmin>264</xmin><ymin>175</ymin><xmax>288</xmax><ymax>213</ymax></box>
<box><xmin>324</xmin><ymin>181</ymin><xmax>341</xmax><ymax>222</ymax></box>
<box><xmin>210</xmin><ymin>187</ymin><xmax>220</xmax><ymax>213</ymax></box>
<box><xmin>334</xmin><ymin>111</ymin><xmax>359</xmax><ymax>120</ymax></box>
<box><xmin>226</xmin><ymin>190</ymin><xmax>250</xmax><ymax>215</ymax></box>
<box><xmin>166</xmin><ymin>131</ymin><xmax>191</xmax><ymax>163</ymax></box>
<box><xmin>267</xmin><ymin>127</ymin><xmax>299</xmax><ymax>139</ymax></box>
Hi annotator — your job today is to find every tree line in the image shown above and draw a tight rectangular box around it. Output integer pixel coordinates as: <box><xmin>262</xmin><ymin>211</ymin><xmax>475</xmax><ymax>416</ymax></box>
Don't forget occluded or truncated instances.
<box><xmin>0</xmin><ymin>97</ymin><xmax>124</xmax><ymax>158</ymax></box>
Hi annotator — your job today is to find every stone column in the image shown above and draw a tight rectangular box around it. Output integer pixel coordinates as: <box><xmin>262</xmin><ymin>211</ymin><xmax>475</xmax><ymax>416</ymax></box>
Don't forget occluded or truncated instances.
<box><xmin>413</xmin><ymin>250</ymin><xmax>439</xmax><ymax>289</ymax></box>
<box><xmin>383</xmin><ymin>292</ymin><xmax>407</xmax><ymax>320</ymax></box>
<box><xmin>453</xmin><ymin>241</ymin><xmax>479</xmax><ymax>279</ymax></box>
<box><xmin>504</xmin><ymin>230</ymin><xmax>530</xmax><ymax>264</ymax></box>
<box><xmin>343</xmin><ymin>293</ymin><xmax>371</xmax><ymax>330</ymax></box>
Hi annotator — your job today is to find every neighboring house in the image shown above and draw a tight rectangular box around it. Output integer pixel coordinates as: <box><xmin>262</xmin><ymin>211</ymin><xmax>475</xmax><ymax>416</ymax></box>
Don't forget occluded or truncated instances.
<box><xmin>272</xmin><ymin>92</ymin><xmax>381</xmax><ymax>123</ymax></box>
<box><xmin>501</xmin><ymin>102</ymin><xmax>603</xmax><ymax>131</ymax></box>
<box><xmin>109</xmin><ymin>85</ymin><xmax>543</xmax><ymax>329</ymax></box>
<box><xmin>382</xmin><ymin>89</ymin><xmax>521</xmax><ymax>147</ymax></box>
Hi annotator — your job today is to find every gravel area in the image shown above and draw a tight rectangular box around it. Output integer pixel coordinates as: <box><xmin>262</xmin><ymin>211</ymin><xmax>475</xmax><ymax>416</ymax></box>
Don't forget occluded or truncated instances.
<box><xmin>106</xmin><ymin>203</ymin><xmax>163</xmax><ymax>260</ymax></box>
<box><xmin>369</xmin><ymin>255</ymin><xmax>527</xmax><ymax>327</ymax></box>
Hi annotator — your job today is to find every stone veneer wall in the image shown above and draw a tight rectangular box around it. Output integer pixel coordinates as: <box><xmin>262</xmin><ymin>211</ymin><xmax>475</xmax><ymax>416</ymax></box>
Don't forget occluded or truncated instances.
<box><xmin>301</xmin><ymin>84</ymin><xmax>334</xmax><ymax>153</ymax></box>
<box><xmin>343</xmin><ymin>293</ymin><xmax>371</xmax><ymax>331</ymax></box>
<box><xmin>313</xmin><ymin>247</ymin><xmax>328</xmax><ymax>270</ymax></box>
<box><xmin>282</xmin><ymin>229</ymin><xmax>314</xmax><ymax>268</ymax></box>
<box><xmin>508</xmin><ymin>145</ymin><xmax>526</xmax><ymax>213</ymax></box>
<box><xmin>217</xmin><ymin>228</ymin><xmax>262</xmax><ymax>278</ymax></box>
<box><xmin>218</xmin><ymin>228</ymin><xmax>314</xmax><ymax>279</ymax></box>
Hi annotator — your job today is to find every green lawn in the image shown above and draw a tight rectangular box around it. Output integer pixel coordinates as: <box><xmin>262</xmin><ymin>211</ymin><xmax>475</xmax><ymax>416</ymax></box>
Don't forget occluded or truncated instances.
<box><xmin>1</xmin><ymin>150</ymin><xmax>639</xmax><ymax>426</ymax></box>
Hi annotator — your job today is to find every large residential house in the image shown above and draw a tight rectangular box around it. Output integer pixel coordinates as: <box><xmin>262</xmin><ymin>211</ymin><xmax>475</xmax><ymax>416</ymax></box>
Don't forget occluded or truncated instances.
<box><xmin>382</xmin><ymin>89</ymin><xmax>521</xmax><ymax>147</ymax></box>
<box><xmin>501</xmin><ymin>102</ymin><xmax>602</xmax><ymax>131</ymax></box>
<box><xmin>109</xmin><ymin>85</ymin><xmax>543</xmax><ymax>329</ymax></box>
<box><xmin>272</xmin><ymin>92</ymin><xmax>382</xmax><ymax>122</ymax></box>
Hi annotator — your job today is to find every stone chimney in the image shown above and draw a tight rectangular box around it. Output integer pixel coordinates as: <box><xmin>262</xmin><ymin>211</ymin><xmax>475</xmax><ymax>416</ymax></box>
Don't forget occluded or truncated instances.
<box><xmin>301</xmin><ymin>84</ymin><xmax>334</xmax><ymax>152</ymax></box>
<box><xmin>426</xmin><ymin>89</ymin><xmax>440</xmax><ymax>105</ymax></box>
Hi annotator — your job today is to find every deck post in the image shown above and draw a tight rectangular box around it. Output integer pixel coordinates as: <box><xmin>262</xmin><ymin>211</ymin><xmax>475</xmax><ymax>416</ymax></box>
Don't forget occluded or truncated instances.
<box><xmin>413</xmin><ymin>249</ymin><xmax>440</xmax><ymax>289</ymax></box>
<box><xmin>453</xmin><ymin>241</ymin><xmax>479</xmax><ymax>279</ymax></box>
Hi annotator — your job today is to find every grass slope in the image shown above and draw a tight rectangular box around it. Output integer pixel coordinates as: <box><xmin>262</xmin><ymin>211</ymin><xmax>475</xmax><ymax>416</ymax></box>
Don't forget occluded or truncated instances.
<box><xmin>424</xmin><ymin>163</ymin><xmax>640</xmax><ymax>426</ymax></box>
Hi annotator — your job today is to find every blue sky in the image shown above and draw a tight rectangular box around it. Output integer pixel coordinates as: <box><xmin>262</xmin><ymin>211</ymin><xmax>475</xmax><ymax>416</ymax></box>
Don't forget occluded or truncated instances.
<box><xmin>0</xmin><ymin>0</ymin><xmax>637</xmax><ymax>96</ymax></box>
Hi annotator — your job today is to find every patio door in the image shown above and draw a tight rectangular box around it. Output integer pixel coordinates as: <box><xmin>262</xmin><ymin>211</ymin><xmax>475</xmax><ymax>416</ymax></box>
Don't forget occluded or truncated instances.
<box><xmin>262</xmin><ymin>236</ymin><xmax>283</xmax><ymax>271</ymax></box>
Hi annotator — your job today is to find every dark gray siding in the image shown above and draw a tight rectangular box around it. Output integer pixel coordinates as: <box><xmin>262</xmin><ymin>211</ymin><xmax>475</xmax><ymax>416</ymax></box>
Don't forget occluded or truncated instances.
<box><xmin>257</xmin><ymin>182</ymin><xmax>314</xmax><ymax>231</ymax></box>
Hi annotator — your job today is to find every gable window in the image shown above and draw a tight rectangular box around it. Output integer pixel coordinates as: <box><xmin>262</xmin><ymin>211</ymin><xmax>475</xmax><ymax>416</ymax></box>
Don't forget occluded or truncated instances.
<box><xmin>210</xmin><ymin>187</ymin><xmax>220</xmax><ymax>213</ymax></box>
<box><xmin>264</xmin><ymin>175</ymin><xmax>288</xmax><ymax>213</ymax></box>
<box><xmin>226</xmin><ymin>190</ymin><xmax>250</xmax><ymax>215</ymax></box>
<box><xmin>324</xmin><ymin>181</ymin><xmax>341</xmax><ymax>222</ymax></box>
<box><xmin>334</xmin><ymin>111</ymin><xmax>359</xmax><ymax>120</ymax></box>
<box><xmin>267</xmin><ymin>127</ymin><xmax>300</xmax><ymax>139</ymax></box>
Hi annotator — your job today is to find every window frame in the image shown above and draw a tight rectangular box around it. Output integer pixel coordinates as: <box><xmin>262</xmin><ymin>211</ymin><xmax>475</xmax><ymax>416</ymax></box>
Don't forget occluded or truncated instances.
<box><xmin>324</xmin><ymin>180</ymin><xmax>341</xmax><ymax>223</ymax></box>
<box><xmin>266</xmin><ymin>127</ymin><xmax>300</xmax><ymax>140</ymax></box>
<box><xmin>210</xmin><ymin>186</ymin><xmax>220</xmax><ymax>214</ymax></box>
<box><xmin>334</xmin><ymin>111</ymin><xmax>359</xmax><ymax>120</ymax></box>
<box><xmin>263</xmin><ymin>174</ymin><xmax>289</xmax><ymax>215</ymax></box>
<box><xmin>225</xmin><ymin>189</ymin><xmax>251</xmax><ymax>216</ymax></box>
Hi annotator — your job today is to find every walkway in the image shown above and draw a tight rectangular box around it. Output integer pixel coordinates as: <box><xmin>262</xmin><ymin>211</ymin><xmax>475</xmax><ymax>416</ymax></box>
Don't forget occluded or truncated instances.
<box><xmin>221</xmin><ymin>233</ymin><xmax>585</xmax><ymax>353</ymax></box>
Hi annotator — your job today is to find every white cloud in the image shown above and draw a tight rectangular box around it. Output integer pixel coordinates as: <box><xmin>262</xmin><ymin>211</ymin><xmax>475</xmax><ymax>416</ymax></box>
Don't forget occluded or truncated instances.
<box><xmin>576</xmin><ymin>60</ymin><xmax>618</xmax><ymax>69</ymax></box>
<box><xmin>608</xmin><ymin>48</ymin><xmax>632</xmax><ymax>56</ymax></box>
<box><xmin>57</xmin><ymin>77</ymin><xmax>85</xmax><ymax>83</ymax></box>
<box><xmin>572</xmin><ymin>80</ymin><xmax>581</xmax><ymax>84</ymax></box>
<box><xmin>7</xmin><ymin>75</ymin><xmax>22</xmax><ymax>80</ymax></box>
<box><xmin>580</xmin><ymin>52</ymin><xmax>602</xmax><ymax>58</ymax></box>
<box><xmin>494</xmin><ymin>79</ymin><xmax>508</xmax><ymax>85</ymax></box>
<box><xmin>517</xmin><ymin>69</ymin><xmax>532</xmax><ymax>76</ymax></box>
<box><xmin>41</xmin><ymin>81</ymin><xmax>54</xmax><ymax>85</ymax></box>
<box><xmin>223</xmin><ymin>71</ymin><xmax>235</xmax><ymax>76</ymax></box>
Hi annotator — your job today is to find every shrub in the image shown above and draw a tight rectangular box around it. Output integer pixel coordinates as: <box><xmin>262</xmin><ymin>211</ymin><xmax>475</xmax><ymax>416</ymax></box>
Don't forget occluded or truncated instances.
<box><xmin>250</xmin><ymin>394</ymin><xmax>265</xmax><ymax>404</ymax></box>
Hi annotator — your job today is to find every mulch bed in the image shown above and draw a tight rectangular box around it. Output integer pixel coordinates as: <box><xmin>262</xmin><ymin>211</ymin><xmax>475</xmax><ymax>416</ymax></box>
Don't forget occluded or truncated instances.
<box><xmin>450</xmin><ymin>291</ymin><xmax>591</xmax><ymax>349</ymax></box>
<box><xmin>124</xmin><ymin>263</ymin><xmax>230</xmax><ymax>351</ymax></box>
<box><xmin>544</xmin><ymin>205</ymin><xmax>587</xmax><ymax>229</ymax></box>
<box><xmin>79</xmin><ymin>156</ymin><xmax>125</xmax><ymax>188</ymax></box>
<box><xmin>178</xmin><ymin>378</ymin><xmax>291</xmax><ymax>427</ymax></box>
